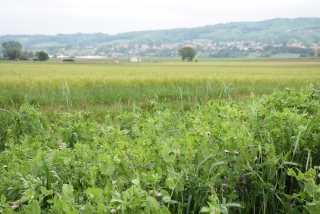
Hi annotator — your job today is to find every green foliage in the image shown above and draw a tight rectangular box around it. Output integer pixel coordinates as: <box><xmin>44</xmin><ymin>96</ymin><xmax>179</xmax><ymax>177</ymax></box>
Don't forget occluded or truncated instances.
<box><xmin>63</xmin><ymin>58</ymin><xmax>75</xmax><ymax>62</ymax></box>
<box><xmin>209</xmin><ymin>47</ymin><xmax>249</xmax><ymax>58</ymax></box>
<box><xmin>178</xmin><ymin>46</ymin><xmax>197</xmax><ymax>61</ymax></box>
<box><xmin>260</xmin><ymin>45</ymin><xmax>313</xmax><ymax>57</ymax></box>
<box><xmin>0</xmin><ymin>85</ymin><xmax>319</xmax><ymax>213</ymax></box>
<box><xmin>1</xmin><ymin>18</ymin><xmax>319</xmax><ymax>51</ymax></box>
<box><xmin>35</xmin><ymin>51</ymin><xmax>49</xmax><ymax>61</ymax></box>
<box><xmin>0</xmin><ymin>61</ymin><xmax>319</xmax><ymax>113</ymax></box>
<box><xmin>1</xmin><ymin>41</ymin><xmax>22</xmax><ymax>60</ymax></box>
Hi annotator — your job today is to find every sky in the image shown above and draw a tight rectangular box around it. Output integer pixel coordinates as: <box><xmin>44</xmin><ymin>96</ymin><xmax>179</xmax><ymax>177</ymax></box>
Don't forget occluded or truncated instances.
<box><xmin>1</xmin><ymin>0</ymin><xmax>319</xmax><ymax>35</ymax></box>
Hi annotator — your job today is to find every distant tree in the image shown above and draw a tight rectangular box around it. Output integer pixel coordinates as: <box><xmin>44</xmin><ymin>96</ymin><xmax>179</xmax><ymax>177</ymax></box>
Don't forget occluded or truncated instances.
<box><xmin>263</xmin><ymin>45</ymin><xmax>273</xmax><ymax>51</ymax></box>
<box><xmin>282</xmin><ymin>41</ymin><xmax>287</xmax><ymax>47</ymax></box>
<box><xmin>178</xmin><ymin>46</ymin><xmax>197</xmax><ymax>61</ymax></box>
<box><xmin>1</xmin><ymin>41</ymin><xmax>22</xmax><ymax>60</ymax></box>
<box><xmin>154</xmin><ymin>40</ymin><xmax>163</xmax><ymax>47</ymax></box>
<box><xmin>36</xmin><ymin>51</ymin><xmax>49</xmax><ymax>61</ymax></box>
<box><xmin>308</xmin><ymin>49</ymin><xmax>319</xmax><ymax>57</ymax></box>
<box><xmin>148</xmin><ymin>40</ymin><xmax>154</xmax><ymax>47</ymax></box>
<box><xmin>160</xmin><ymin>48</ymin><xmax>172</xmax><ymax>57</ymax></box>
<box><xmin>139</xmin><ymin>50</ymin><xmax>147</xmax><ymax>57</ymax></box>
<box><xmin>19</xmin><ymin>51</ymin><xmax>29</xmax><ymax>60</ymax></box>
<box><xmin>26</xmin><ymin>51</ymin><xmax>34</xmax><ymax>59</ymax></box>
<box><xmin>65</xmin><ymin>45</ymin><xmax>72</xmax><ymax>50</ymax></box>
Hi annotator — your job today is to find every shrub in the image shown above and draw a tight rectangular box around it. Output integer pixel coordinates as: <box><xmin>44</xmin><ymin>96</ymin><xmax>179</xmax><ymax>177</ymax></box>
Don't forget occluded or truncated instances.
<box><xmin>35</xmin><ymin>51</ymin><xmax>49</xmax><ymax>61</ymax></box>
<box><xmin>63</xmin><ymin>59</ymin><xmax>75</xmax><ymax>62</ymax></box>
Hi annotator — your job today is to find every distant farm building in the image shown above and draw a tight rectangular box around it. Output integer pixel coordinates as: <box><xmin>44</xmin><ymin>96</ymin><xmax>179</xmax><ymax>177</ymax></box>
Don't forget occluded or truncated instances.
<box><xmin>131</xmin><ymin>56</ymin><xmax>141</xmax><ymax>62</ymax></box>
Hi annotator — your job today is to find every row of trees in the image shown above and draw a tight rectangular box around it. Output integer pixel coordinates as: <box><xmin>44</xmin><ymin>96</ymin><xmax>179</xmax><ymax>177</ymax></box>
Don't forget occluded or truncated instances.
<box><xmin>1</xmin><ymin>41</ymin><xmax>49</xmax><ymax>61</ymax></box>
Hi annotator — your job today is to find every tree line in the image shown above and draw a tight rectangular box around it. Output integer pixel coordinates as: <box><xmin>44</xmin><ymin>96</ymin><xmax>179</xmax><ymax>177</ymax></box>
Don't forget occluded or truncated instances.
<box><xmin>1</xmin><ymin>41</ymin><xmax>49</xmax><ymax>61</ymax></box>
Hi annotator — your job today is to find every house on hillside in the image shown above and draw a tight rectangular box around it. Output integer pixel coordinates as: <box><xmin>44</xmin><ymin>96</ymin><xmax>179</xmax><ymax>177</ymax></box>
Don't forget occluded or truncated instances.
<box><xmin>131</xmin><ymin>56</ymin><xmax>141</xmax><ymax>62</ymax></box>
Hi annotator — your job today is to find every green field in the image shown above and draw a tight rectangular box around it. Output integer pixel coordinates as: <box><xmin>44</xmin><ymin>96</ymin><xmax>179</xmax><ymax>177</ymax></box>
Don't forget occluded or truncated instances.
<box><xmin>0</xmin><ymin>60</ymin><xmax>320</xmax><ymax>213</ymax></box>
<box><xmin>1</xmin><ymin>61</ymin><xmax>319</xmax><ymax>113</ymax></box>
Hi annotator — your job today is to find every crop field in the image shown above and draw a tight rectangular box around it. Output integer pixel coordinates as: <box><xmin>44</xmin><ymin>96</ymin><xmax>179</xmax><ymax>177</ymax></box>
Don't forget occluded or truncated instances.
<box><xmin>0</xmin><ymin>61</ymin><xmax>320</xmax><ymax>113</ymax></box>
<box><xmin>0</xmin><ymin>60</ymin><xmax>320</xmax><ymax>213</ymax></box>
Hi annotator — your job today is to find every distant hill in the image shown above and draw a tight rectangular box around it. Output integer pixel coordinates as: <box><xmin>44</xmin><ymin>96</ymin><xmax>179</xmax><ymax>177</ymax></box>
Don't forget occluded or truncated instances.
<box><xmin>0</xmin><ymin>18</ymin><xmax>319</xmax><ymax>56</ymax></box>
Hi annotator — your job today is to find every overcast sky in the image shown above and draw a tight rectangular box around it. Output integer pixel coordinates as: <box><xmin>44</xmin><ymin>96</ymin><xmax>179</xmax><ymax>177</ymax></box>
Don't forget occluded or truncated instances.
<box><xmin>1</xmin><ymin>0</ymin><xmax>319</xmax><ymax>35</ymax></box>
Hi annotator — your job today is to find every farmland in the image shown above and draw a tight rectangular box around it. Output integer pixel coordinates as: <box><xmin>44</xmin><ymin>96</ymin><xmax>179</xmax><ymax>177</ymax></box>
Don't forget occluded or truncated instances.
<box><xmin>0</xmin><ymin>61</ymin><xmax>320</xmax><ymax>113</ymax></box>
<box><xmin>0</xmin><ymin>60</ymin><xmax>320</xmax><ymax>213</ymax></box>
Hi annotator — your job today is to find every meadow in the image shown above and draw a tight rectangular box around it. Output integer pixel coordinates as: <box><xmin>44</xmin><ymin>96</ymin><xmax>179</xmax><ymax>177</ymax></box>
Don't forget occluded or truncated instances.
<box><xmin>0</xmin><ymin>60</ymin><xmax>320</xmax><ymax>213</ymax></box>
<box><xmin>0</xmin><ymin>61</ymin><xmax>319</xmax><ymax>114</ymax></box>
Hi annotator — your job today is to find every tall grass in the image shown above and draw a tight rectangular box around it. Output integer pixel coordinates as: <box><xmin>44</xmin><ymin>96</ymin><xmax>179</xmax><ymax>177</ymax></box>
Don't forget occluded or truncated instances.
<box><xmin>0</xmin><ymin>61</ymin><xmax>319</xmax><ymax>113</ymax></box>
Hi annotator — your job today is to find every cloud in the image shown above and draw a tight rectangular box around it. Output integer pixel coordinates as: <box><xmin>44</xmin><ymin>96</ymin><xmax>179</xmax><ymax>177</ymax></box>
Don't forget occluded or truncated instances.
<box><xmin>0</xmin><ymin>0</ymin><xmax>319</xmax><ymax>35</ymax></box>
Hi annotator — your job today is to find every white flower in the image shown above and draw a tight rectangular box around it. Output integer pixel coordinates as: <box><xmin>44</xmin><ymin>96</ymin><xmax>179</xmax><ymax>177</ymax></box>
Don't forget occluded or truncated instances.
<box><xmin>12</xmin><ymin>204</ymin><xmax>18</xmax><ymax>210</ymax></box>
<box><xmin>112</xmin><ymin>180</ymin><xmax>117</xmax><ymax>185</ymax></box>
<box><xmin>110</xmin><ymin>208</ymin><xmax>117</xmax><ymax>213</ymax></box>
<box><xmin>318</xmin><ymin>173</ymin><xmax>320</xmax><ymax>179</ymax></box>
<box><xmin>157</xmin><ymin>192</ymin><xmax>162</xmax><ymax>197</ymax></box>
<box><xmin>234</xmin><ymin>150</ymin><xmax>239</xmax><ymax>155</ymax></box>
<box><xmin>224</xmin><ymin>150</ymin><xmax>229</xmax><ymax>154</ymax></box>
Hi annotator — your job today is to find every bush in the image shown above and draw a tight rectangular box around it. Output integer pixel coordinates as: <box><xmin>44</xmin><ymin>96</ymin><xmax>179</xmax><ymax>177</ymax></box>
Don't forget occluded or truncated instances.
<box><xmin>35</xmin><ymin>51</ymin><xmax>49</xmax><ymax>61</ymax></box>
<box><xmin>19</xmin><ymin>55</ymin><xmax>29</xmax><ymax>60</ymax></box>
<box><xmin>63</xmin><ymin>59</ymin><xmax>75</xmax><ymax>62</ymax></box>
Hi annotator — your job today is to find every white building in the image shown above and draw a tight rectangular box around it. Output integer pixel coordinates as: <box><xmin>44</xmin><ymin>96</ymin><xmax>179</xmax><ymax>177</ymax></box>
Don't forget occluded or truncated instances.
<box><xmin>131</xmin><ymin>56</ymin><xmax>142</xmax><ymax>62</ymax></box>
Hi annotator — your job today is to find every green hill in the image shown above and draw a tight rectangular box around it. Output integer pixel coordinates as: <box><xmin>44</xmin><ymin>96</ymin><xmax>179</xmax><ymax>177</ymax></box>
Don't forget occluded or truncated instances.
<box><xmin>0</xmin><ymin>18</ymin><xmax>319</xmax><ymax>55</ymax></box>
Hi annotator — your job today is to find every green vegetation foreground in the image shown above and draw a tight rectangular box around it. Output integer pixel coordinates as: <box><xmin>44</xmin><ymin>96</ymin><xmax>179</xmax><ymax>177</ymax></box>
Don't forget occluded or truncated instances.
<box><xmin>0</xmin><ymin>85</ymin><xmax>320</xmax><ymax>213</ymax></box>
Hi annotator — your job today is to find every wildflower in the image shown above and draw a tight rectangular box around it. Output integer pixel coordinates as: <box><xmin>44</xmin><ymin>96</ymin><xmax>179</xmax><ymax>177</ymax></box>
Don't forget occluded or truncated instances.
<box><xmin>243</xmin><ymin>186</ymin><xmax>248</xmax><ymax>196</ymax></box>
<box><xmin>110</xmin><ymin>208</ymin><xmax>117</xmax><ymax>213</ymax></box>
<box><xmin>254</xmin><ymin>156</ymin><xmax>259</xmax><ymax>161</ymax></box>
<box><xmin>111</xmin><ymin>180</ymin><xmax>117</xmax><ymax>185</ymax></box>
<box><xmin>12</xmin><ymin>204</ymin><xmax>18</xmax><ymax>210</ymax></box>
<box><xmin>240</xmin><ymin>173</ymin><xmax>245</xmax><ymax>182</ymax></box>
<box><xmin>314</xmin><ymin>166</ymin><xmax>319</xmax><ymax>170</ymax></box>
<box><xmin>223</xmin><ymin>176</ymin><xmax>228</xmax><ymax>184</ymax></box>
<box><xmin>129</xmin><ymin>166</ymin><xmax>133</xmax><ymax>170</ymax></box>
<box><xmin>318</xmin><ymin>173</ymin><xmax>320</xmax><ymax>179</ymax></box>
<box><xmin>206</xmin><ymin>132</ymin><xmax>211</xmax><ymax>136</ymax></box>
<box><xmin>80</xmin><ymin>206</ymin><xmax>85</xmax><ymax>211</ymax></box>
<box><xmin>234</xmin><ymin>150</ymin><xmax>239</xmax><ymax>156</ymax></box>
<box><xmin>157</xmin><ymin>192</ymin><xmax>162</xmax><ymax>197</ymax></box>
<box><xmin>224</xmin><ymin>150</ymin><xmax>229</xmax><ymax>154</ymax></box>
<box><xmin>245</xmin><ymin>177</ymin><xmax>250</xmax><ymax>186</ymax></box>
<box><xmin>232</xmin><ymin>158</ymin><xmax>237</xmax><ymax>164</ymax></box>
